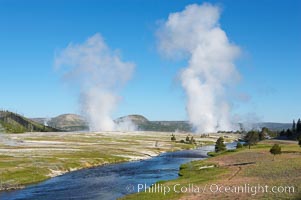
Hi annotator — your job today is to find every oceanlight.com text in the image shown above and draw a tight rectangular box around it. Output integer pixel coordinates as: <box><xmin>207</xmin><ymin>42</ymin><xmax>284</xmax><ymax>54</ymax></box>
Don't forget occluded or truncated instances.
<box><xmin>127</xmin><ymin>183</ymin><xmax>295</xmax><ymax>196</ymax></box>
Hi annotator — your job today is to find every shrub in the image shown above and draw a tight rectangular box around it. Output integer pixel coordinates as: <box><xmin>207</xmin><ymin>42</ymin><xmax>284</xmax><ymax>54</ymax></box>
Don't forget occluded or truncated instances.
<box><xmin>270</xmin><ymin>144</ymin><xmax>281</xmax><ymax>161</ymax></box>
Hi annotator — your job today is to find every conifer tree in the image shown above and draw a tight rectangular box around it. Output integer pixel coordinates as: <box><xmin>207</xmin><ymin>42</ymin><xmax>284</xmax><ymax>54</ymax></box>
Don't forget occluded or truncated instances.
<box><xmin>297</xmin><ymin>119</ymin><xmax>301</xmax><ymax>133</ymax></box>
<box><xmin>215</xmin><ymin>137</ymin><xmax>226</xmax><ymax>152</ymax></box>
<box><xmin>292</xmin><ymin>120</ymin><xmax>296</xmax><ymax>133</ymax></box>
<box><xmin>245</xmin><ymin>131</ymin><xmax>259</xmax><ymax>149</ymax></box>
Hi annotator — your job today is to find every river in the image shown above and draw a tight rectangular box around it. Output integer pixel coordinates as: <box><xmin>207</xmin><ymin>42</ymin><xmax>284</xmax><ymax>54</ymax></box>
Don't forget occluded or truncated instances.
<box><xmin>0</xmin><ymin>143</ymin><xmax>237</xmax><ymax>200</ymax></box>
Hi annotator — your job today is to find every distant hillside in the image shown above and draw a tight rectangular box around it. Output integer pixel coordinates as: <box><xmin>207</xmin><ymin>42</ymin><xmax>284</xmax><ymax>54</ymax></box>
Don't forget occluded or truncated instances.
<box><xmin>115</xmin><ymin>115</ymin><xmax>192</xmax><ymax>132</ymax></box>
<box><xmin>139</xmin><ymin>121</ymin><xmax>192</xmax><ymax>132</ymax></box>
<box><xmin>124</xmin><ymin>117</ymin><xmax>291</xmax><ymax>132</ymax></box>
<box><xmin>255</xmin><ymin>122</ymin><xmax>292</xmax><ymax>131</ymax></box>
<box><xmin>47</xmin><ymin>114</ymin><xmax>88</xmax><ymax>131</ymax></box>
<box><xmin>31</xmin><ymin>114</ymin><xmax>88</xmax><ymax>131</ymax></box>
<box><xmin>115</xmin><ymin>114</ymin><xmax>148</xmax><ymax>125</ymax></box>
<box><xmin>31</xmin><ymin>113</ymin><xmax>293</xmax><ymax>133</ymax></box>
<box><xmin>0</xmin><ymin>111</ymin><xmax>60</xmax><ymax>133</ymax></box>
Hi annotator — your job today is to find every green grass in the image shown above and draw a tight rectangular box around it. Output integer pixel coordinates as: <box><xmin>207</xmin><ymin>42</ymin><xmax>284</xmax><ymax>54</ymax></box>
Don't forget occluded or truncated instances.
<box><xmin>207</xmin><ymin>149</ymin><xmax>238</xmax><ymax>157</ymax></box>
<box><xmin>0</xmin><ymin>150</ymin><xmax>131</xmax><ymax>189</ymax></box>
<box><xmin>0</xmin><ymin>111</ymin><xmax>60</xmax><ymax>133</ymax></box>
<box><xmin>0</xmin><ymin>120</ymin><xmax>26</xmax><ymax>133</ymax></box>
<box><xmin>1</xmin><ymin>167</ymin><xmax>49</xmax><ymax>185</ymax></box>
<box><xmin>0</xmin><ymin>156</ymin><xmax>49</xmax><ymax>187</ymax></box>
<box><xmin>0</xmin><ymin>132</ymin><xmax>239</xmax><ymax>191</ymax></box>
<box><xmin>121</xmin><ymin>140</ymin><xmax>301</xmax><ymax>200</ymax></box>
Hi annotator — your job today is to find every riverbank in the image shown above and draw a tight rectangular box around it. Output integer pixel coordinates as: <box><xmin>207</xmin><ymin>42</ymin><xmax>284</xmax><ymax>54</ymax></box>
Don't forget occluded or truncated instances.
<box><xmin>121</xmin><ymin>140</ymin><xmax>301</xmax><ymax>200</ymax></box>
<box><xmin>0</xmin><ymin>131</ymin><xmax>239</xmax><ymax>191</ymax></box>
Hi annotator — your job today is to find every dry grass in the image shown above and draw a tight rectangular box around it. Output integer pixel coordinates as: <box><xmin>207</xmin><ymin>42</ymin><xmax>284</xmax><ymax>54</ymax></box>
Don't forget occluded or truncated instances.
<box><xmin>181</xmin><ymin>140</ymin><xmax>301</xmax><ymax>200</ymax></box>
<box><xmin>0</xmin><ymin>131</ymin><xmax>239</xmax><ymax>190</ymax></box>
<box><xmin>122</xmin><ymin>140</ymin><xmax>301</xmax><ymax>200</ymax></box>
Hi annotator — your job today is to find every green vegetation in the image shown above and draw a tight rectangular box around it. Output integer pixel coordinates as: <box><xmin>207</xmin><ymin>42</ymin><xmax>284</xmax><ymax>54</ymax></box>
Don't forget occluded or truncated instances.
<box><xmin>0</xmin><ymin>111</ymin><xmax>60</xmax><ymax>133</ymax></box>
<box><xmin>138</xmin><ymin>121</ymin><xmax>192</xmax><ymax>132</ymax></box>
<box><xmin>297</xmin><ymin>119</ymin><xmax>301</xmax><ymax>133</ymax></box>
<box><xmin>122</xmin><ymin>160</ymin><xmax>225</xmax><ymax>200</ymax></box>
<box><xmin>122</xmin><ymin>140</ymin><xmax>301</xmax><ymax>200</ymax></box>
<box><xmin>169</xmin><ymin>134</ymin><xmax>199</xmax><ymax>146</ymax></box>
<box><xmin>171</xmin><ymin>133</ymin><xmax>176</xmax><ymax>141</ymax></box>
<box><xmin>214</xmin><ymin>137</ymin><xmax>226</xmax><ymax>152</ymax></box>
<box><xmin>244</xmin><ymin>130</ymin><xmax>260</xmax><ymax>149</ymax></box>
<box><xmin>279</xmin><ymin>118</ymin><xmax>301</xmax><ymax>140</ymax></box>
<box><xmin>270</xmin><ymin>144</ymin><xmax>282</xmax><ymax>160</ymax></box>
<box><xmin>1</xmin><ymin>132</ymin><xmax>235</xmax><ymax>190</ymax></box>
<box><xmin>33</xmin><ymin>114</ymin><xmax>299</xmax><ymax>133</ymax></box>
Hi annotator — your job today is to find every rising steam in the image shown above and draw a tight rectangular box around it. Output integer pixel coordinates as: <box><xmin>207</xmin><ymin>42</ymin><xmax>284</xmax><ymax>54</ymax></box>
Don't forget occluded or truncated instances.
<box><xmin>55</xmin><ymin>34</ymin><xmax>135</xmax><ymax>131</ymax></box>
<box><xmin>157</xmin><ymin>3</ymin><xmax>240</xmax><ymax>133</ymax></box>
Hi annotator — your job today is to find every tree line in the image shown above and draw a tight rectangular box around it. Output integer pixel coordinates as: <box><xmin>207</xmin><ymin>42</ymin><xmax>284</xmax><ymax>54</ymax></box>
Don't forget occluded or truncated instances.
<box><xmin>279</xmin><ymin>118</ymin><xmax>301</xmax><ymax>139</ymax></box>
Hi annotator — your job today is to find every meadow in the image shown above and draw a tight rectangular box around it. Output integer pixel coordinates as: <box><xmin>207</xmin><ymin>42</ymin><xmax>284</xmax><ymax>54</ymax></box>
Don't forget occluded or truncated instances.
<box><xmin>122</xmin><ymin>140</ymin><xmax>301</xmax><ymax>200</ymax></box>
<box><xmin>0</xmin><ymin>131</ymin><xmax>238</xmax><ymax>191</ymax></box>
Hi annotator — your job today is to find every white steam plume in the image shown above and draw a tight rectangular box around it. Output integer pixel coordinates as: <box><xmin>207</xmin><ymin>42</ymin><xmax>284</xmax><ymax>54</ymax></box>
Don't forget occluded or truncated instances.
<box><xmin>55</xmin><ymin>33</ymin><xmax>135</xmax><ymax>131</ymax></box>
<box><xmin>115</xmin><ymin>117</ymin><xmax>137</xmax><ymax>132</ymax></box>
<box><xmin>157</xmin><ymin>3</ymin><xmax>240</xmax><ymax>133</ymax></box>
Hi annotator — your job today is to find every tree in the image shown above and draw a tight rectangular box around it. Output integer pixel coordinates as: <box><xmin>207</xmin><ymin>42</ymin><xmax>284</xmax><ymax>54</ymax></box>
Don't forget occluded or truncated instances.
<box><xmin>189</xmin><ymin>136</ymin><xmax>196</xmax><ymax>144</ymax></box>
<box><xmin>171</xmin><ymin>134</ymin><xmax>176</xmax><ymax>141</ymax></box>
<box><xmin>280</xmin><ymin>129</ymin><xmax>286</xmax><ymax>136</ymax></box>
<box><xmin>236</xmin><ymin>142</ymin><xmax>243</xmax><ymax>149</ymax></box>
<box><xmin>286</xmin><ymin>129</ymin><xmax>292</xmax><ymax>138</ymax></box>
<box><xmin>292</xmin><ymin>120</ymin><xmax>296</xmax><ymax>133</ymax></box>
<box><xmin>186</xmin><ymin>136</ymin><xmax>190</xmax><ymax>142</ymax></box>
<box><xmin>245</xmin><ymin>131</ymin><xmax>259</xmax><ymax>149</ymax></box>
<box><xmin>215</xmin><ymin>137</ymin><xmax>226</xmax><ymax>152</ymax></box>
<box><xmin>297</xmin><ymin>119</ymin><xmax>301</xmax><ymax>133</ymax></box>
<box><xmin>270</xmin><ymin>144</ymin><xmax>281</xmax><ymax>161</ymax></box>
<box><xmin>259</xmin><ymin>127</ymin><xmax>268</xmax><ymax>140</ymax></box>
<box><xmin>298</xmin><ymin>137</ymin><xmax>301</xmax><ymax>147</ymax></box>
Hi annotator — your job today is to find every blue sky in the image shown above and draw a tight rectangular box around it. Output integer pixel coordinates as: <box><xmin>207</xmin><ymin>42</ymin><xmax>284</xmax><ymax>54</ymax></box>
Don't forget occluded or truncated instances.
<box><xmin>0</xmin><ymin>0</ymin><xmax>300</xmax><ymax>122</ymax></box>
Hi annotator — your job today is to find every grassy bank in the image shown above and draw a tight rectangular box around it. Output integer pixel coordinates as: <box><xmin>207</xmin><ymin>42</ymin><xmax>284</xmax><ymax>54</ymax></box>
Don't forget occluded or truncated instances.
<box><xmin>121</xmin><ymin>140</ymin><xmax>301</xmax><ymax>200</ymax></box>
<box><xmin>0</xmin><ymin>132</ymin><xmax>238</xmax><ymax>191</ymax></box>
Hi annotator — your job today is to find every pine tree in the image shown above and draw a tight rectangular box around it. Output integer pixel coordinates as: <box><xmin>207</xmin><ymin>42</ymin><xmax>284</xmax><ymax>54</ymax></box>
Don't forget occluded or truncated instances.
<box><xmin>292</xmin><ymin>120</ymin><xmax>296</xmax><ymax>133</ymax></box>
<box><xmin>280</xmin><ymin>129</ymin><xmax>285</xmax><ymax>136</ymax></box>
<box><xmin>259</xmin><ymin>127</ymin><xmax>268</xmax><ymax>140</ymax></box>
<box><xmin>215</xmin><ymin>137</ymin><xmax>226</xmax><ymax>152</ymax></box>
<box><xmin>286</xmin><ymin>129</ymin><xmax>292</xmax><ymax>138</ymax></box>
<box><xmin>189</xmin><ymin>136</ymin><xmax>196</xmax><ymax>144</ymax></box>
<box><xmin>297</xmin><ymin>119</ymin><xmax>301</xmax><ymax>133</ymax></box>
<box><xmin>245</xmin><ymin>131</ymin><xmax>259</xmax><ymax>149</ymax></box>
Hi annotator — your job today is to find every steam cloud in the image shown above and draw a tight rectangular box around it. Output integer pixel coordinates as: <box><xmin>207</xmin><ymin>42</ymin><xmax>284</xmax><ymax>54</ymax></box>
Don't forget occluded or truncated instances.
<box><xmin>55</xmin><ymin>34</ymin><xmax>135</xmax><ymax>131</ymax></box>
<box><xmin>157</xmin><ymin>3</ymin><xmax>240</xmax><ymax>133</ymax></box>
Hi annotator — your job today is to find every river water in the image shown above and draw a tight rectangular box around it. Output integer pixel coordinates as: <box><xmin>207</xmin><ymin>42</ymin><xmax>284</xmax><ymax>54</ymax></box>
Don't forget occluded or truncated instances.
<box><xmin>0</xmin><ymin>143</ymin><xmax>237</xmax><ymax>200</ymax></box>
